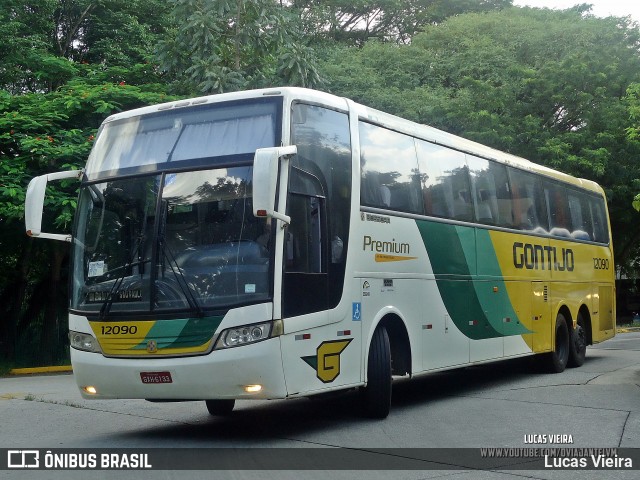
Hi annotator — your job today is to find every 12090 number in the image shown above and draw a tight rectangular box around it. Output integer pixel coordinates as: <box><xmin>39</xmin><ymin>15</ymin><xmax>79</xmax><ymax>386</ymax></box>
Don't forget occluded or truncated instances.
<box><xmin>101</xmin><ymin>325</ymin><xmax>138</xmax><ymax>335</ymax></box>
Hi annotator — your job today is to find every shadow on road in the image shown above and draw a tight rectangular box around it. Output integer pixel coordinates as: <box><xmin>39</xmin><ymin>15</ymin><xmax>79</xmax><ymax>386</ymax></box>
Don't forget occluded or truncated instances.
<box><xmin>109</xmin><ymin>354</ymin><xmax>608</xmax><ymax>445</ymax></box>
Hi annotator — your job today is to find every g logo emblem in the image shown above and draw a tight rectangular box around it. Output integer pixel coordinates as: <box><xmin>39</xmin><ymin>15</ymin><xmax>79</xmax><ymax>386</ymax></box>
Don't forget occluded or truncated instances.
<box><xmin>302</xmin><ymin>339</ymin><xmax>352</xmax><ymax>383</ymax></box>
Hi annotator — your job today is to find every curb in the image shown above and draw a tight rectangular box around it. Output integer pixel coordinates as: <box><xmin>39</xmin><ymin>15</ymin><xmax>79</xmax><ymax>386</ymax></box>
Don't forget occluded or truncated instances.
<box><xmin>9</xmin><ymin>366</ymin><xmax>73</xmax><ymax>375</ymax></box>
<box><xmin>617</xmin><ymin>327</ymin><xmax>640</xmax><ymax>333</ymax></box>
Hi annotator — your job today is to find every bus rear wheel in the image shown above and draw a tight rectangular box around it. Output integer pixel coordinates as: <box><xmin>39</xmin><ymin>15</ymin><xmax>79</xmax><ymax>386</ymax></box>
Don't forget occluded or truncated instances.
<box><xmin>205</xmin><ymin>399</ymin><xmax>235</xmax><ymax>416</ymax></box>
<box><xmin>361</xmin><ymin>325</ymin><xmax>392</xmax><ymax>419</ymax></box>
<box><xmin>545</xmin><ymin>313</ymin><xmax>569</xmax><ymax>373</ymax></box>
<box><xmin>568</xmin><ymin>313</ymin><xmax>587</xmax><ymax>368</ymax></box>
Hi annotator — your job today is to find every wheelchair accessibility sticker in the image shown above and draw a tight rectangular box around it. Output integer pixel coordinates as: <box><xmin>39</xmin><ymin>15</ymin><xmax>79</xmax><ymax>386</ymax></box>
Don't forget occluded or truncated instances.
<box><xmin>352</xmin><ymin>302</ymin><xmax>361</xmax><ymax>321</ymax></box>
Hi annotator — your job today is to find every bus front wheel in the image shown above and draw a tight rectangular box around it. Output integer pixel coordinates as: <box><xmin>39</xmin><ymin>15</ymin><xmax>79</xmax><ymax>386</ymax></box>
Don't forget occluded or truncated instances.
<box><xmin>545</xmin><ymin>313</ymin><xmax>570</xmax><ymax>373</ymax></box>
<box><xmin>205</xmin><ymin>399</ymin><xmax>235</xmax><ymax>416</ymax></box>
<box><xmin>361</xmin><ymin>325</ymin><xmax>392</xmax><ymax>419</ymax></box>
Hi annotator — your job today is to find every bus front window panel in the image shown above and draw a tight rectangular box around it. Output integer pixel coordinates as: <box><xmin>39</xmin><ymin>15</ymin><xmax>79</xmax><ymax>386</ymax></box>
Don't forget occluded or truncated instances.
<box><xmin>72</xmin><ymin>168</ymin><xmax>271</xmax><ymax>314</ymax></box>
<box><xmin>157</xmin><ymin>167</ymin><xmax>270</xmax><ymax>310</ymax></box>
<box><xmin>72</xmin><ymin>176</ymin><xmax>159</xmax><ymax>312</ymax></box>
<box><xmin>170</xmin><ymin>114</ymin><xmax>275</xmax><ymax>161</ymax></box>
<box><xmin>84</xmin><ymin>100</ymin><xmax>279</xmax><ymax>180</ymax></box>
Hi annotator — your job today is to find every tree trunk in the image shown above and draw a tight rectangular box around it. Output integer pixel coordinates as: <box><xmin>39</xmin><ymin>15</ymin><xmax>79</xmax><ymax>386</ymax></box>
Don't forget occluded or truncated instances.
<box><xmin>39</xmin><ymin>243</ymin><xmax>66</xmax><ymax>366</ymax></box>
<box><xmin>1</xmin><ymin>237</ymin><xmax>33</xmax><ymax>361</ymax></box>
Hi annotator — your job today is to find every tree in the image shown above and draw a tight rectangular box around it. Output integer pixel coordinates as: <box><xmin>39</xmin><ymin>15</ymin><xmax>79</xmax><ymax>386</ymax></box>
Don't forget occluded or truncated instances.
<box><xmin>156</xmin><ymin>0</ymin><xmax>324</xmax><ymax>94</ymax></box>
<box><xmin>0</xmin><ymin>74</ymin><xmax>173</xmax><ymax>364</ymax></box>
<box><xmin>0</xmin><ymin>0</ymin><xmax>171</xmax><ymax>94</ymax></box>
<box><xmin>293</xmin><ymin>0</ymin><xmax>514</xmax><ymax>45</ymax></box>
<box><xmin>626</xmin><ymin>83</ymin><xmax>640</xmax><ymax>216</ymax></box>
<box><xmin>319</xmin><ymin>6</ymin><xmax>640</xmax><ymax>274</ymax></box>
<box><xmin>0</xmin><ymin>1</ymin><xmax>173</xmax><ymax>365</ymax></box>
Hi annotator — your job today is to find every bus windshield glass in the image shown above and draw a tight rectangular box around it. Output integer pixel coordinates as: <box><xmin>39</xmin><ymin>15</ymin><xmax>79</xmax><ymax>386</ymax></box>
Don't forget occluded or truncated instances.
<box><xmin>84</xmin><ymin>98</ymin><xmax>279</xmax><ymax>181</ymax></box>
<box><xmin>71</xmin><ymin>167</ymin><xmax>272</xmax><ymax>316</ymax></box>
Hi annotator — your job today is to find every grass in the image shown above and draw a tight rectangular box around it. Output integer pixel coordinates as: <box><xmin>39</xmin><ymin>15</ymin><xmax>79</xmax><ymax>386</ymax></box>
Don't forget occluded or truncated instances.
<box><xmin>0</xmin><ymin>362</ymin><xmax>14</xmax><ymax>377</ymax></box>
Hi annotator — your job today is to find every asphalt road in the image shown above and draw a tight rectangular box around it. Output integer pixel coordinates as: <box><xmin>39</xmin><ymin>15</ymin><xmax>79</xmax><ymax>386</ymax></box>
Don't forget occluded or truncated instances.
<box><xmin>1</xmin><ymin>332</ymin><xmax>640</xmax><ymax>479</ymax></box>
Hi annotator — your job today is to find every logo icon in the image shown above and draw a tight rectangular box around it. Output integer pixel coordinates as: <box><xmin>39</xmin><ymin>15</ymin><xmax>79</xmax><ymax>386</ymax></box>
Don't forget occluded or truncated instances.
<box><xmin>302</xmin><ymin>339</ymin><xmax>352</xmax><ymax>383</ymax></box>
<box><xmin>7</xmin><ymin>450</ymin><xmax>39</xmax><ymax>468</ymax></box>
<box><xmin>146</xmin><ymin>340</ymin><xmax>157</xmax><ymax>353</ymax></box>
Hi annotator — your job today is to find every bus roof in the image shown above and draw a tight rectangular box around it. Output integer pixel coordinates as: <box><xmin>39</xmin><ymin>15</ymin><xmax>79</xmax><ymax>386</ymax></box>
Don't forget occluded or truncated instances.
<box><xmin>102</xmin><ymin>87</ymin><xmax>605</xmax><ymax>196</ymax></box>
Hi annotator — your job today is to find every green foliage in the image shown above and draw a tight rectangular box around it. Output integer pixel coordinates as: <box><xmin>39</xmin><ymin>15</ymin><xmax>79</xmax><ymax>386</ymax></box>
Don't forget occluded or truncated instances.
<box><xmin>0</xmin><ymin>0</ymin><xmax>171</xmax><ymax>93</ymax></box>
<box><xmin>320</xmin><ymin>6</ymin><xmax>640</xmax><ymax>273</ymax></box>
<box><xmin>75</xmin><ymin>0</ymin><xmax>172</xmax><ymax>66</ymax></box>
<box><xmin>295</xmin><ymin>0</ymin><xmax>514</xmax><ymax>44</ymax></box>
<box><xmin>157</xmin><ymin>0</ymin><xmax>325</xmax><ymax>94</ymax></box>
<box><xmin>626</xmin><ymin>83</ymin><xmax>640</xmax><ymax>215</ymax></box>
<box><xmin>0</xmin><ymin>1</ymin><xmax>174</xmax><ymax>364</ymax></box>
<box><xmin>0</xmin><ymin>71</ymin><xmax>173</xmax><ymax>225</ymax></box>
<box><xmin>3</xmin><ymin>0</ymin><xmax>640</xmax><ymax>363</ymax></box>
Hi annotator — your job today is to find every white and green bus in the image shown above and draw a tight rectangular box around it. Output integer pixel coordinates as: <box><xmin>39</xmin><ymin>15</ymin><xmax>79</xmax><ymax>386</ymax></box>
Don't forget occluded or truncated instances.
<box><xmin>25</xmin><ymin>87</ymin><xmax>615</xmax><ymax>418</ymax></box>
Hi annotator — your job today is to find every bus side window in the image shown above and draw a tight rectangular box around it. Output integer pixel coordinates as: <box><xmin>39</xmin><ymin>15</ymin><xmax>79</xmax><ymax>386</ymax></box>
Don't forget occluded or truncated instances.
<box><xmin>416</xmin><ymin>139</ymin><xmax>467</xmax><ymax>220</ymax></box>
<box><xmin>567</xmin><ymin>191</ymin><xmax>592</xmax><ymax>241</ymax></box>
<box><xmin>361</xmin><ymin>171</ymin><xmax>388</xmax><ymax>207</ymax></box>
<box><xmin>544</xmin><ymin>181</ymin><xmax>572</xmax><ymax>238</ymax></box>
<box><xmin>467</xmin><ymin>155</ymin><xmax>512</xmax><ymax>227</ymax></box>
<box><xmin>590</xmin><ymin>197</ymin><xmax>609</xmax><ymax>243</ymax></box>
<box><xmin>360</xmin><ymin>123</ymin><xmax>424</xmax><ymax>214</ymax></box>
<box><xmin>286</xmin><ymin>194</ymin><xmax>324</xmax><ymax>274</ymax></box>
<box><xmin>508</xmin><ymin>167</ymin><xmax>548</xmax><ymax>233</ymax></box>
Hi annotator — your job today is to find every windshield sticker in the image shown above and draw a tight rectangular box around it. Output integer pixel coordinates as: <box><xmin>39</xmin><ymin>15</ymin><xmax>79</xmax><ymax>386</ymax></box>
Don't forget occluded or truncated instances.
<box><xmin>245</xmin><ymin>284</ymin><xmax>256</xmax><ymax>293</ymax></box>
<box><xmin>88</xmin><ymin>261</ymin><xmax>106</xmax><ymax>278</ymax></box>
<box><xmin>86</xmin><ymin>289</ymin><xmax>142</xmax><ymax>303</ymax></box>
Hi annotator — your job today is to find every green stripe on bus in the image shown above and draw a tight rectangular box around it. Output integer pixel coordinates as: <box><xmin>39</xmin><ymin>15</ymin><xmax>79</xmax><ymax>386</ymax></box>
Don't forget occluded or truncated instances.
<box><xmin>417</xmin><ymin>221</ymin><xmax>529</xmax><ymax>339</ymax></box>
<box><xmin>133</xmin><ymin>316</ymin><xmax>223</xmax><ymax>350</ymax></box>
<box><xmin>475</xmin><ymin>229</ymin><xmax>531</xmax><ymax>336</ymax></box>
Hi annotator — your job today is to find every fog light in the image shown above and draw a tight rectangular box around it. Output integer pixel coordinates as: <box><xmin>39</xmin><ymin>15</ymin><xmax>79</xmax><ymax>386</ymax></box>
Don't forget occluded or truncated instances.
<box><xmin>83</xmin><ymin>386</ymin><xmax>97</xmax><ymax>395</ymax></box>
<box><xmin>244</xmin><ymin>384</ymin><xmax>262</xmax><ymax>393</ymax></box>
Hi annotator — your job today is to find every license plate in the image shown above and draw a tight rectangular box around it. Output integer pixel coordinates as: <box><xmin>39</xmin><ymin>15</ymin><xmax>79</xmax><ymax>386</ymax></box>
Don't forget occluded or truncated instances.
<box><xmin>140</xmin><ymin>371</ymin><xmax>172</xmax><ymax>384</ymax></box>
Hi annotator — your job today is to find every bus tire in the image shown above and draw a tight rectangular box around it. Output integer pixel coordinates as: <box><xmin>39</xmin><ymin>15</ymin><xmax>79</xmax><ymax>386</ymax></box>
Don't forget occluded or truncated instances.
<box><xmin>568</xmin><ymin>313</ymin><xmax>587</xmax><ymax>368</ymax></box>
<box><xmin>545</xmin><ymin>313</ymin><xmax>570</xmax><ymax>373</ymax></box>
<box><xmin>361</xmin><ymin>325</ymin><xmax>392</xmax><ymax>419</ymax></box>
<box><xmin>205</xmin><ymin>399</ymin><xmax>235</xmax><ymax>416</ymax></box>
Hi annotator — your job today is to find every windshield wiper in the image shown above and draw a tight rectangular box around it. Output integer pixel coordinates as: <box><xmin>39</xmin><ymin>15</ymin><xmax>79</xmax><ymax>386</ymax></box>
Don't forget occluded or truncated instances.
<box><xmin>157</xmin><ymin>234</ymin><xmax>204</xmax><ymax>317</ymax></box>
<box><xmin>98</xmin><ymin>235</ymin><xmax>147</xmax><ymax>320</ymax></box>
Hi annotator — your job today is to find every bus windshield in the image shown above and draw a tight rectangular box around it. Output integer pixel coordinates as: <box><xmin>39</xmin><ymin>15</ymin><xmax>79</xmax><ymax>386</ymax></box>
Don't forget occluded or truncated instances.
<box><xmin>84</xmin><ymin>98</ymin><xmax>279</xmax><ymax>181</ymax></box>
<box><xmin>71</xmin><ymin>167</ymin><xmax>272</xmax><ymax>316</ymax></box>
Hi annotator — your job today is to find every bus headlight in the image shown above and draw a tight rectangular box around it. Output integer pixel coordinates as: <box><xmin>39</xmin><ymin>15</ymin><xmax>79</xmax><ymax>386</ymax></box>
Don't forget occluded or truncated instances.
<box><xmin>69</xmin><ymin>331</ymin><xmax>102</xmax><ymax>353</ymax></box>
<box><xmin>214</xmin><ymin>320</ymin><xmax>282</xmax><ymax>350</ymax></box>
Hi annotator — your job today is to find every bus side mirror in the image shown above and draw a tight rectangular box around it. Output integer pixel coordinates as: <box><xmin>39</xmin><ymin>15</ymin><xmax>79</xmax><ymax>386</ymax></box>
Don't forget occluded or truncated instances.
<box><xmin>252</xmin><ymin>146</ymin><xmax>297</xmax><ymax>225</ymax></box>
<box><xmin>25</xmin><ymin>169</ymin><xmax>83</xmax><ymax>242</ymax></box>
